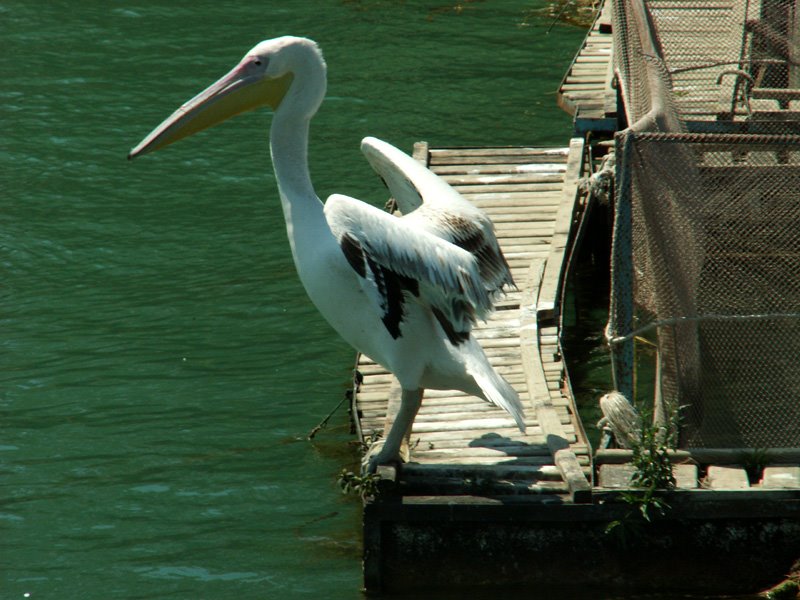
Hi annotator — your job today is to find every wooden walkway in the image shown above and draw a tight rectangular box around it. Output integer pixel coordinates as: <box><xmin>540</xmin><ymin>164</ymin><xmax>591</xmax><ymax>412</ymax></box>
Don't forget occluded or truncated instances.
<box><xmin>557</xmin><ymin>0</ymin><xmax>617</xmax><ymax>132</ymax></box>
<box><xmin>564</xmin><ymin>0</ymin><xmax>800</xmax><ymax>128</ymax></box>
<box><xmin>352</xmin><ymin>140</ymin><xmax>592</xmax><ymax>501</ymax></box>
<box><xmin>556</xmin><ymin>0</ymin><xmax>753</xmax><ymax>127</ymax></box>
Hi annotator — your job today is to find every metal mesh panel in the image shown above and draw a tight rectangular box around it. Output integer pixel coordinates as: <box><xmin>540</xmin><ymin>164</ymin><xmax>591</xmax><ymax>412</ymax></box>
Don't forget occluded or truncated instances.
<box><xmin>611</xmin><ymin>133</ymin><xmax>800</xmax><ymax>448</ymax></box>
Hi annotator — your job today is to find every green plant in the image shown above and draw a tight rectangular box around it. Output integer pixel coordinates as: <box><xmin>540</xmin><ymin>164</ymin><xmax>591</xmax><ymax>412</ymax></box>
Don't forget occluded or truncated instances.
<box><xmin>606</xmin><ymin>406</ymin><xmax>681</xmax><ymax>536</ymax></box>
<box><xmin>337</xmin><ymin>468</ymin><xmax>381</xmax><ymax>501</ymax></box>
<box><xmin>765</xmin><ymin>579</ymin><xmax>799</xmax><ymax>600</ymax></box>
<box><xmin>629</xmin><ymin>414</ymin><xmax>677</xmax><ymax>490</ymax></box>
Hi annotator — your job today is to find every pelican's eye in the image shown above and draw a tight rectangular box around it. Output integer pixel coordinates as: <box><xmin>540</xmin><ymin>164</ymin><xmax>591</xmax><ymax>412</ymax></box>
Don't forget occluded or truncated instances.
<box><xmin>246</xmin><ymin>57</ymin><xmax>266</xmax><ymax>71</ymax></box>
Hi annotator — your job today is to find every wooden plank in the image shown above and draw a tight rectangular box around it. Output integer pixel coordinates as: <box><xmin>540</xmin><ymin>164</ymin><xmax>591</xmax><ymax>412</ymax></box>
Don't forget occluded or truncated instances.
<box><xmin>441</xmin><ymin>172</ymin><xmax>565</xmax><ymax>186</ymax></box>
<box><xmin>429</xmin><ymin>154</ymin><xmax>568</xmax><ymax>166</ymax></box>
<box><xmin>411</xmin><ymin>447</ymin><xmax>561</xmax><ymax>461</ymax></box>
<box><xmin>402</xmin><ymin>463</ymin><xmax>565</xmax><ymax>478</ymax></box>
<box><xmin>398</xmin><ymin>474</ymin><xmax>571</xmax><ymax>495</ymax></box>
<box><xmin>454</xmin><ymin>184</ymin><xmax>566</xmax><ymax>195</ymax></box>
<box><xmin>414</xmin><ymin>407</ymin><xmax>570</xmax><ymax>425</ymax></box>
<box><xmin>410</xmin><ymin>425</ymin><xmax>577</xmax><ymax>443</ymax></box>
<box><xmin>410</xmin><ymin>417</ymin><xmax>539</xmax><ymax>434</ymax></box>
<box><xmin>597</xmin><ymin>0</ymin><xmax>612</xmax><ymax>33</ymax></box>
<box><xmin>421</xmin><ymin>437</ymin><xmax>589</xmax><ymax>454</ymax></box>
<box><xmin>603</xmin><ymin>40</ymin><xmax>617</xmax><ymax>117</ymax></box>
<box><xmin>557</xmin><ymin>1</ymin><xmax>616</xmax><ymax>124</ymax></box>
<box><xmin>429</xmin><ymin>147</ymin><xmax>569</xmax><ymax>159</ymax></box>
<box><xmin>412</xmin><ymin>446</ymin><xmax>556</xmax><ymax>460</ymax></box>
<box><xmin>473</xmin><ymin>202</ymin><xmax>560</xmax><ymax>211</ymax></box>
<box><xmin>538</xmin><ymin>137</ymin><xmax>585</xmax><ymax>320</ymax></box>
<box><xmin>432</xmin><ymin>163</ymin><xmax>567</xmax><ymax>175</ymax></box>
<box><xmin>412</xmin><ymin>140</ymin><xmax>429</xmax><ymax>164</ymax></box>
<box><xmin>520</xmin><ymin>260</ymin><xmax>592</xmax><ymax>502</ymax></box>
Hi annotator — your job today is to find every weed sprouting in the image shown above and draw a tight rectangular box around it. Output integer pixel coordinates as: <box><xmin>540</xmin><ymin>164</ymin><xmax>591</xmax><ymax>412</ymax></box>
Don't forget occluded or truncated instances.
<box><xmin>606</xmin><ymin>405</ymin><xmax>682</xmax><ymax>537</ymax></box>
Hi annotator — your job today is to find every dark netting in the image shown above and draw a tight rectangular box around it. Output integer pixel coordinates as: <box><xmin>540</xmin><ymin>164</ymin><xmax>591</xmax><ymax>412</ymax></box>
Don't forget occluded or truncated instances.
<box><xmin>608</xmin><ymin>0</ymin><xmax>800</xmax><ymax>448</ymax></box>
<box><xmin>611</xmin><ymin>133</ymin><xmax>800</xmax><ymax>448</ymax></box>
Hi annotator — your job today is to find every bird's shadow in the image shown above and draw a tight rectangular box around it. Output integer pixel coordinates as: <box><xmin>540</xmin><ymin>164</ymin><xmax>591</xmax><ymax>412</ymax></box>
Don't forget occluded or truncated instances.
<box><xmin>467</xmin><ymin>432</ymin><xmax>548</xmax><ymax>461</ymax></box>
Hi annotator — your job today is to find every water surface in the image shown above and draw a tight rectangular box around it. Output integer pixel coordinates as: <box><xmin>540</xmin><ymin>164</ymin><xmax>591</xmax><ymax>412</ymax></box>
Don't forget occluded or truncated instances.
<box><xmin>3</xmin><ymin>2</ymin><xmax>591</xmax><ymax>598</ymax></box>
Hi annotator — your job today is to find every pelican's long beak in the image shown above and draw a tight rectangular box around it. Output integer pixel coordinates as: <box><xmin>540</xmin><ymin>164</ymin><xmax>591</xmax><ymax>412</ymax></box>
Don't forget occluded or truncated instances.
<box><xmin>128</xmin><ymin>60</ymin><xmax>293</xmax><ymax>159</ymax></box>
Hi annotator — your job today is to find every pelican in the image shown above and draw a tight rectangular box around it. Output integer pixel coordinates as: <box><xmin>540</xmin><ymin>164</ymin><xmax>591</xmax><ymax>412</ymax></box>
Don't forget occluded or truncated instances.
<box><xmin>129</xmin><ymin>36</ymin><xmax>525</xmax><ymax>471</ymax></box>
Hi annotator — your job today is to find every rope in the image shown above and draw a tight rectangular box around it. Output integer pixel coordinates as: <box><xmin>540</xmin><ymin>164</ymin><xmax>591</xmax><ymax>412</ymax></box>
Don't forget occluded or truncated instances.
<box><xmin>627</xmin><ymin>131</ymin><xmax>800</xmax><ymax>145</ymax></box>
<box><xmin>307</xmin><ymin>392</ymin><xmax>350</xmax><ymax>440</ymax></box>
<box><xmin>607</xmin><ymin>311</ymin><xmax>800</xmax><ymax>346</ymax></box>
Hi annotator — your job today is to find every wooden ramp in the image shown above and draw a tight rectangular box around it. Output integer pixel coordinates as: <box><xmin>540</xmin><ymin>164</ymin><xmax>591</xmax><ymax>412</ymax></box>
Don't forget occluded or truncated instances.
<box><xmin>557</xmin><ymin>0</ymin><xmax>617</xmax><ymax>132</ymax></box>
<box><xmin>352</xmin><ymin>140</ymin><xmax>592</xmax><ymax>501</ymax></box>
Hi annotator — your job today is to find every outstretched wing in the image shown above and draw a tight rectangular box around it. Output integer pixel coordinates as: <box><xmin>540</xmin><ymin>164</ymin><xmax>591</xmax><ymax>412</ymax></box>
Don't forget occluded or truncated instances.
<box><xmin>324</xmin><ymin>194</ymin><xmax>492</xmax><ymax>344</ymax></box>
<box><xmin>360</xmin><ymin>136</ymin><xmax>514</xmax><ymax>296</ymax></box>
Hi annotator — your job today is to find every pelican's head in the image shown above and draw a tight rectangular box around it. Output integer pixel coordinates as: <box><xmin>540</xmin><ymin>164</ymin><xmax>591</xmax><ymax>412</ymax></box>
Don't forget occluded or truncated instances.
<box><xmin>128</xmin><ymin>36</ymin><xmax>325</xmax><ymax>159</ymax></box>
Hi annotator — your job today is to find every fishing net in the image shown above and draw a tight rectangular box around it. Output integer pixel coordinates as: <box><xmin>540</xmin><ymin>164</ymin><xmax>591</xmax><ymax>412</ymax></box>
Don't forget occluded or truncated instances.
<box><xmin>607</xmin><ymin>0</ymin><xmax>800</xmax><ymax>448</ymax></box>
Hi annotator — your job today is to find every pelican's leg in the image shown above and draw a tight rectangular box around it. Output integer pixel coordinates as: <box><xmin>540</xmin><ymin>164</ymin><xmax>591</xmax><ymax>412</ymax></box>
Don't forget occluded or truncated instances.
<box><xmin>365</xmin><ymin>388</ymin><xmax>423</xmax><ymax>473</ymax></box>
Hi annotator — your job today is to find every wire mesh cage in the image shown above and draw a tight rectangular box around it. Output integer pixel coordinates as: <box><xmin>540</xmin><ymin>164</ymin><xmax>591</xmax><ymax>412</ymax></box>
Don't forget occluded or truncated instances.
<box><xmin>607</xmin><ymin>0</ymin><xmax>800</xmax><ymax>448</ymax></box>
<box><xmin>613</xmin><ymin>0</ymin><xmax>800</xmax><ymax>129</ymax></box>
<box><xmin>610</xmin><ymin>132</ymin><xmax>800</xmax><ymax>448</ymax></box>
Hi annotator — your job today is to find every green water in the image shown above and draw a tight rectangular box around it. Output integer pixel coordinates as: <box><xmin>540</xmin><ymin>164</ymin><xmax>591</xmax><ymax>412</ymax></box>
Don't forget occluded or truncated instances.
<box><xmin>2</xmin><ymin>1</ymin><xmax>599</xmax><ymax>598</ymax></box>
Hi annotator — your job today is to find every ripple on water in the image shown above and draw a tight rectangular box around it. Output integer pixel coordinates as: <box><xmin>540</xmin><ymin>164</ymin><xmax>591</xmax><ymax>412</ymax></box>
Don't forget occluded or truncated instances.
<box><xmin>134</xmin><ymin>565</ymin><xmax>273</xmax><ymax>583</ymax></box>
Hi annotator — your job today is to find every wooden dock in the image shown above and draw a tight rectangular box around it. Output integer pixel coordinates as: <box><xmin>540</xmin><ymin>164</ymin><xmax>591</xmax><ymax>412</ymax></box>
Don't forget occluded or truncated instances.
<box><xmin>557</xmin><ymin>0</ymin><xmax>617</xmax><ymax>133</ymax></box>
<box><xmin>352</xmin><ymin>140</ymin><xmax>592</xmax><ymax>501</ymax></box>
<box><xmin>352</xmin><ymin>1</ymin><xmax>800</xmax><ymax>594</ymax></box>
<box><xmin>354</xmin><ymin>142</ymin><xmax>800</xmax><ymax>594</ymax></box>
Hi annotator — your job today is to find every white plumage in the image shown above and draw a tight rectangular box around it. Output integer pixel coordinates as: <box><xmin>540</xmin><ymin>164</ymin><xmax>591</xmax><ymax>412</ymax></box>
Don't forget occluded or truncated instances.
<box><xmin>129</xmin><ymin>36</ymin><xmax>525</xmax><ymax>471</ymax></box>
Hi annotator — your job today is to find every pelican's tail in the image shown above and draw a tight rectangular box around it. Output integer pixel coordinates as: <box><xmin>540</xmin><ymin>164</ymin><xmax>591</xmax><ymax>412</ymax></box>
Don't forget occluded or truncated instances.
<box><xmin>471</xmin><ymin>364</ymin><xmax>527</xmax><ymax>433</ymax></box>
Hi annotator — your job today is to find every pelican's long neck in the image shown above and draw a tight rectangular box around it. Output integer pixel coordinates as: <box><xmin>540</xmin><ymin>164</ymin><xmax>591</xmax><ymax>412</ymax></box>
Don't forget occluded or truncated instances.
<box><xmin>270</xmin><ymin>112</ymin><xmax>317</xmax><ymax>212</ymax></box>
<box><xmin>267</xmin><ymin>48</ymin><xmax>329</xmax><ymax>270</ymax></box>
